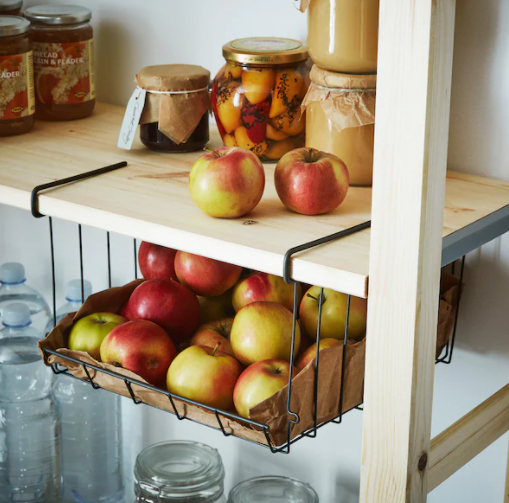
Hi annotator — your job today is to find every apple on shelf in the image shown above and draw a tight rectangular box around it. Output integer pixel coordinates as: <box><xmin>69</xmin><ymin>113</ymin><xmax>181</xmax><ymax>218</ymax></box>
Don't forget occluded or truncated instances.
<box><xmin>138</xmin><ymin>241</ymin><xmax>177</xmax><ymax>280</ymax></box>
<box><xmin>68</xmin><ymin>312</ymin><xmax>126</xmax><ymax>361</ymax></box>
<box><xmin>295</xmin><ymin>338</ymin><xmax>342</xmax><ymax>372</ymax></box>
<box><xmin>198</xmin><ymin>290</ymin><xmax>235</xmax><ymax>323</ymax></box>
<box><xmin>233</xmin><ymin>359</ymin><xmax>297</xmax><ymax>419</ymax></box>
<box><xmin>100</xmin><ymin>319</ymin><xmax>177</xmax><ymax>387</ymax></box>
<box><xmin>230</xmin><ymin>301</ymin><xmax>301</xmax><ymax>366</ymax></box>
<box><xmin>167</xmin><ymin>344</ymin><xmax>242</xmax><ymax>410</ymax></box>
<box><xmin>175</xmin><ymin>251</ymin><xmax>242</xmax><ymax>297</ymax></box>
<box><xmin>274</xmin><ymin>147</ymin><xmax>350</xmax><ymax>215</ymax></box>
<box><xmin>189</xmin><ymin>318</ymin><xmax>234</xmax><ymax>357</ymax></box>
<box><xmin>188</xmin><ymin>146</ymin><xmax>265</xmax><ymax>218</ymax></box>
<box><xmin>300</xmin><ymin>287</ymin><xmax>367</xmax><ymax>341</ymax></box>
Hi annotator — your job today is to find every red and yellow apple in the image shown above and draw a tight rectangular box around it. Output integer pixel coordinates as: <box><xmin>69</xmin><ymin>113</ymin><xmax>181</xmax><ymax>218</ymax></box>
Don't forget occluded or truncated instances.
<box><xmin>68</xmin><ymin>312</ymin><xmax>126</xmax><ymax>361</ymax></box>
<box><xmin>274</xmin><ymin>147</ymin><xmax>350</xmax><ymax>215</ymax></box>
<box><xmin>100</xmin><ymin>319</ymin><xmax>177</xmax><ymax>387</ymax></box>
<box><xmin>174</xmin><ymin>251</ymin><xmax>242</xmax><ymax>297</ymax></box>
<box><xmin>123</xmin><ymin>279</ymin><xmax>200</xmax><ymax>343</ymax></box>
<box><xmin>295</xmin><ymin>338</ymin><xmax>341</xmax><ymax>371</ymax></box>
<box><xmin>166</xmin><ymin>344</ymin><xmax>242</xmax><ymax>410</ymax></box>
<box><xmin>233</xmin><ymin>359</ymin><xmax>296</xmax><ymax>418</ymax></box>
<box><xmin>230</xmin><ymin>301</ymin><xmax>301</xmax><ymax>366</ymax></box>
<box><xmin>299</xmin><ymin>286</ymin><xmax>367</xmax><ymax>341</ymax></box>
<box><xmin>188</xmin><ymin>146</ymin><xmax>265</xmax><ymax>218</ymax></box>
<box><xmin>232</xmin><ymin>271</ymin><xmax>300</xmax><ymax>312</ymax></box>
<box><xmin>189</xmin><ymin>318</ymin><xmax>234</xmax><ymax>357</ymax></box>
<box><xmin>198</xmin><ymin>290</ymin><xmax>235</xmax><ymax>323</ymax></box>
<box><xmin>138</xmin><ymin>241</ymin><xmax>177</xmax><ymax>280</ymax></box>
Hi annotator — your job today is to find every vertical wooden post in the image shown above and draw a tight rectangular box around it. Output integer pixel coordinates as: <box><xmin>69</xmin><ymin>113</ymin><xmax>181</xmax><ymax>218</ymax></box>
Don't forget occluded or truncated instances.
<box><xmin>359</xmin><ymin>0</ymin><xmax>457</xmax><ymax>502</ymax></box>
<box><xmin>505</xmin><ymin>437</ymin><xmax>509</xmax><ymax>503</ymax></box>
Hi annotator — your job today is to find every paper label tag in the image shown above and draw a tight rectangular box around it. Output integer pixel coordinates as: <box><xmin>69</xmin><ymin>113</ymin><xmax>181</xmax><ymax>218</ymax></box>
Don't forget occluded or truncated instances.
<box><xmin>118</xmin><ymin>87</ymin><xmax>146</xmax><ymax>150</ymax></box>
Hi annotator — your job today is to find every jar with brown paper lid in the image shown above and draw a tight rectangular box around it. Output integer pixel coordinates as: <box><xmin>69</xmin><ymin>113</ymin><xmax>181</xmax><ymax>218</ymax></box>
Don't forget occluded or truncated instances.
<box><xmin>137</xmin><ymin>64</ymin><xmax>210</xmax><ymax>153</ymax></box>
<box><xmin>302</xmin><ymin>65</ymin><xmax>376</xmax><ymax>186</ymax></box>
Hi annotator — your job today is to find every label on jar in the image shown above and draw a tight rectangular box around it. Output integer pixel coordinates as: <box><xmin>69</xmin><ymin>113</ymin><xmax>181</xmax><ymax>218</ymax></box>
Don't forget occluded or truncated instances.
<box><xmin>0</xmin><ymin>51</ymin><xmax>35</xmax><ymax>121</ymax></box>
<box><xmin>33</xmin><ymin>39</ymin><xmax>95</xmax><ymax>105</ymax></box>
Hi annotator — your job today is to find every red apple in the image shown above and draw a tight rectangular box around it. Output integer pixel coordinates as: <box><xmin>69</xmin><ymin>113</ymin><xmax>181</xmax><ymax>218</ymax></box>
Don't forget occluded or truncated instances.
<box><xmin>233</xmin><ymin>359</ymin><xmax>297</xmax><ymax>418</ymax></box>
<box><xmin>274</xmin><ymin>147</ymin><xmax>349</xmax><ymax>215</ymax></box>
<box><xmin>189</xmin><ymin>146</ymin><xmax>265</xmax><ymax>218</ymax></box>
<box><xmin>232</xmin><ymin>271</ymin><xmax>301</xmax><ymax>312</ymax></box>
<box><xmin>100</xmin><ymin>320</ymin><xmax>177</xmax><ymax>387</ymax></box>
<box><xmin>175</xmin><ymin>251</ymin><xmax>242</xmax><ymax>297</ymax></box>
<box><xmin>166</xmin><ymin>344</ymin><xmax>242</xmax><ymax>410</ymax></box>
<box><xmin>189</xmin><ymin>318</ymin><xmax>234</xmax><ymax>356</ymax></box>
<box><xmin>230</xmin><ymin>301</ymin><xmax>301</xmax><ymax>366</ymax></box>
<box><xmin>123</xmin><ymin>279</ymin><xmax>200</xmax><ymax>343</ymax></box>
<box><xmin>295</xmin><ymin>338</ymin><xmax>342</xmax><ymax>371</ymax></box>
<box><xmin>138</xmin><ymin>241</ymin><xmax>177</xmax><ymax>280</ymax></box>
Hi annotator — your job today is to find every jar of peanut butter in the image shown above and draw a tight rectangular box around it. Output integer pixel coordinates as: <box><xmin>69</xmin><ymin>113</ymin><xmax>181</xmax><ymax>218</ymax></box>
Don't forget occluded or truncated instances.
<box><xmin>302</xmin><ymin>65</ymin><xmax>376</xmax><ymax>186</ymax></box>
<box><xmin>298</xmin><ymin>0</ymin><xmax>379</xmax><ymax>74</ymax></box>
<box><xmin>25</xmin><ymin>5</ymin><xmax>95</xmax><ymax>121</ymax></box>
<box><xmin>0</xmin><ymin>0</ymin><xmax>23</xmax><ymax>16</ymax></box>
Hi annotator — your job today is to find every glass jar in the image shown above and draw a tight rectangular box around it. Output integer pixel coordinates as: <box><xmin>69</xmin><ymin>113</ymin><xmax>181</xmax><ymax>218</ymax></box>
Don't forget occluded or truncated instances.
<box><xmin>25</xmin><ymin>4</ymin><xmax>95</xmax><ymax>121</ymax></box>
<box><xmin>134</xmin><ymin>441</ymin><xmax>226</xmax><ymax>503</ymax></box>
<box><xmin>303</xmin><ymin>65</ymin><xmax>376</xmax><ymax>186</ymax></box>
<box><xmin>228</xmin><ymin>476</ymin><xmax>319</xmax><ymax>503</ymax></box>
<box><xmin>307</xmin><ymin>0</ymin><xmax>379</xmax><ymax>74</ymax></box>
<box><xmin>0</xmin><ymin>16</ymin><xmax>34</xmax><ymax>137</ymax></box>
<box><xmin>0</xmin><ymin>0</ymin><xmax>23</xmax><ymax>16</ymax></box>
<box><xmin>137</xmin><ymin>64</ymin><xmax>210</xmax><ymax>153</ymax></box>
<box><xmin>213</xmin><ymin>37</ymin><xmax>310</xmax><ymax>162</ymax></box>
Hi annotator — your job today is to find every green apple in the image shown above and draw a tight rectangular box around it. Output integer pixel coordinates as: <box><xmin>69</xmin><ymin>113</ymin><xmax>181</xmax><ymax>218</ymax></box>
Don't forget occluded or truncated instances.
<box><xmin>69</xmin><ymin>312</ymin><xmax>126</xmax><ymax>361</ymax></box>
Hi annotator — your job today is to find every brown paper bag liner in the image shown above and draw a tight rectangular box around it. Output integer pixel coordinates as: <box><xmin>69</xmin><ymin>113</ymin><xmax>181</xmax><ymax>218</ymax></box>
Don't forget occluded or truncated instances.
<box><xmin>302</xmin><ymin>65</ymin><xmax>376</xmax><ymax>133</ymax></box>
<box><xmin>295</xmin><ymin>0</ymin><xmax>310</xmax><ymax>12</ymax></box>
<box><xmin>38</xmin><ymin>272</ymin><xmax>461</xmax><ymax>447</ymax></box>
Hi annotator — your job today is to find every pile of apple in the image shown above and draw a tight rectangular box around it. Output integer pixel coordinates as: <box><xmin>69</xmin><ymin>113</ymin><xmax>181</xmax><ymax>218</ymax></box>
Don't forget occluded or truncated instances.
<box><xmin>68</xmin><ymin>242</ymin><xmax>367</xmax><ymax>420</ymax></box>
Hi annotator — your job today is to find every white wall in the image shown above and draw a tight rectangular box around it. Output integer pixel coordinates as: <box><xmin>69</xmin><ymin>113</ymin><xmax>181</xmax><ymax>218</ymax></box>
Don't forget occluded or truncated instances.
<box><xmin>1</xmin><ymin>0</ymin><xmax>508</xmax><ymax>501</ymax></box>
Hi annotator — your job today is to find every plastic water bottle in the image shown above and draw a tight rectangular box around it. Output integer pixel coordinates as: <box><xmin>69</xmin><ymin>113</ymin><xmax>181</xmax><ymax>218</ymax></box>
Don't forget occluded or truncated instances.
<box><xmin>0</xmin><ymin>304</ymin><xmax>61</xmax><ymax>502</ymax></box>
<box><xmin>45</xmin><ymin>279</ymin><xmax>93</xmax><ymax>333</ymax></box>
<box><xmin>0</xmin><ymin>302</ymin><xmax>43</xmax><ymax>339</ymax></box>
<box><xmin>0</xmin><ymin>262</ymin><xmax>51</xmax><ymax>333</ymax></box>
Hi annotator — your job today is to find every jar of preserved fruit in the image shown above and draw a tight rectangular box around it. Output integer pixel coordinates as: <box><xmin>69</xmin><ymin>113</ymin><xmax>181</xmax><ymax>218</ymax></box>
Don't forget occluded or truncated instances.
<box><xmin>213</xmin><ymin>37</ymin><xmax>310</xmax><ymax>162</ymax></box>
<box><xmin>228</xmin><ymin>476</ymin><xmax>319</xmax><ymax>503</ymax></box>
<box><xmin>0</xmin><ymin>16</ymin><xmax>35</xmax><ymax>137</ymax></box>
<box><xmin>299</xmin><ymin>0</ymin><xmax>379</xmax><ymax>74</ymax></box>
<box><xmin>134</xmin><ymin>441</ymin><xmax>226</xmax><ymax>503</ymax></box>
<box><xmin>303</xmin><ymin>65</ymin><xmax>376</xmax><ymax>186</ymax></box>
<box><xmin>136</xmin><ymin>64</ymin><xmax>210</xmax><ymax>153</ymax></box>
<box><xmin>0</xmin><ymin>0</ymin><xmax>23</xmax><ymax>16</ymax></box>
<box><xmin>25</xmin><ymin>5</ymin><xmax>95</xmax><ymax>121</ymax></box>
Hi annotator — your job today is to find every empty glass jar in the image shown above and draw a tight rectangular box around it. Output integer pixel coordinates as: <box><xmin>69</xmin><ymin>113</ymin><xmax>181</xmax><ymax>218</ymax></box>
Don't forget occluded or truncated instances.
<box><xmin>134</xmin><ymin>441</ymin><xmax>226</xmax><ymax>502</ymax></box>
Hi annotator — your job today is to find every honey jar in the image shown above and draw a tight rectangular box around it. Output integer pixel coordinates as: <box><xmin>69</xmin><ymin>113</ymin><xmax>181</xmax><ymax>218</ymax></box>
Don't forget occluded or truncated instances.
<box><xmin>213</xmin><ymin>37</ymin><xmax>310</xmax><ymax>162</ymax></box>
<box><xmin>0</xmin><ymin>0</ymin><xmax>22</xmax><ymax>16</ymax></box>
<box><xmin>0</xmin><ymin>16</ymin><xmax>35</xmax><ymax>137</ymax></box>
<box><xmin>302</xmin><ymin>65</ymin><xmax>376</xmax><ymax>186</ymax></box>
<box><xmin>25</xmin><ymin>5</ymin><xmax>95</xmax><ymax>121</ymax></box>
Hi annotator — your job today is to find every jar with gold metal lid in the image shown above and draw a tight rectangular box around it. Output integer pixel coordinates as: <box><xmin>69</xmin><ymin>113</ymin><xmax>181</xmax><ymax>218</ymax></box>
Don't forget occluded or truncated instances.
<box><xmin>302</xmin><ymin>65</ymin><xmax>376</xmax><ymax>186</ymax></box>
<box><xmin>0</xmin><ymin>16</ymin><xmax>35</xmax><ymax>137</ymax></box>
<box><xmin>213</xmin><ymin>37</ymin><xmax>310</xmax><ymax>162</ymax></box>
<box><xmin>25</xmin><ymin>4</ymin><xmax>95</xmax><ymax>121</ymax></box>
<box><xmin>0</xmin><ymin>0</ymin><xmax>23</xmax><ymax>16</ymax></box>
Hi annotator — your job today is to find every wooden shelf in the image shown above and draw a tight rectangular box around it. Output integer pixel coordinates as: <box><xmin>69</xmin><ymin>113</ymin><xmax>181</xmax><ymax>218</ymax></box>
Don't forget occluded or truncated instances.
<box><xmin>1</xmin><ymin>103</ymin><xmax>508</xmax><ymax>298</ymax></box>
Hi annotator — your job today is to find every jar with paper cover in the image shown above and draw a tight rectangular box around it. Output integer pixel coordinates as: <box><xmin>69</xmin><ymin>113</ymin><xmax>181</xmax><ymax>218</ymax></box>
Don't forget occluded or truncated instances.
<box><xmin>213</xmin><ymin>37</ymin><xmax>310</xmax><ymax>162</ymax></box>
<box><xmin>302</xmin><ymin>65</ymin><xmax>376</xmax><ymax>186</ymax></box>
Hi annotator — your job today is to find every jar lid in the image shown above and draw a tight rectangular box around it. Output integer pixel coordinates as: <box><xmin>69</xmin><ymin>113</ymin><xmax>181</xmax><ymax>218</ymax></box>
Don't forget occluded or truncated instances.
<box><xmin>0</xmin><ymin>15</ymin><xmax>29</xmax><ymax>36</ymax></box>
<box><xmin>24</xmin><ymin>4</ymin><xmax>92</xmax><ymax>25</ymax></box>
<box><xmin>310</xmin><ymin>65</ymin><xmax>377</xmax><ymax>90</ymax></box>
<box><xmin>134</xmin><ymin>441</ymin><xmax>225</xmax><ymax>501</ymax></box>
<box><xmin>228</xmin><ymin>476</ymin><xmax>319</xmax><ymax>503</ymax></box>
<box><xmin>223</xmin><ymin>37</ymin><xmax>308</xmax><ymax>65</ymax></box>
<box><xmin>137</xmin><ymin>64</ymin><xmax>210</xmax><ymax>92</ymax></box>
<box><xmin>0</xmin><ymin>0</ymin><xmax>22</xmax><ymax>12</ymax></box>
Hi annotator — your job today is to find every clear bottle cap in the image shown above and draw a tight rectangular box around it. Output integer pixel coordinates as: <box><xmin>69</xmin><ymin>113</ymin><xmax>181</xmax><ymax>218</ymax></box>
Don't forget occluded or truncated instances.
<box><xmin>3</xmin><ymin>302</ymin><xmax>31</xmax><ymax>327</ymax></box>
<box><xmin>66</xmin><ymin>279</ymin><xmax>92</xmax><ymax>302</ymax></box>
<box><xmin>228</xmin><ymin>476</ymin><xmax>319</xmax><ymax>503</ymax></box>
<box><xmin>135</xmin><ymin>441</ymin><xmax>225</xmax><ymax>502</ymax></box>
<box><xmin>0</xmin><ymin>262</ymin><xmax>25</xmax><ymax>284</ymax></box>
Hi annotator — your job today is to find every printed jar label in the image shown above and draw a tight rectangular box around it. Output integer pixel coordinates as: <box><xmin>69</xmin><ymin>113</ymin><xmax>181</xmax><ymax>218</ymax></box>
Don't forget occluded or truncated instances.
<box><xmin>0</xmin><ymin>51</ymin><xmax>35</xmax><ymax>120</ymax></box>
<box><xmin>33</xmin><ymin>39</ymin><xmax>95</xmax><ymax>105</ymax></box>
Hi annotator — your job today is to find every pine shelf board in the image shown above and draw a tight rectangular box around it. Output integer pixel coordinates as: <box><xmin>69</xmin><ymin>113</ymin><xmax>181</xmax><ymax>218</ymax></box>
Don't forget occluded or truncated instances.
<box><xmin>1</xmin><ymin>103</ymin><xmax>508</xmax><ymax>298</ymax></box>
